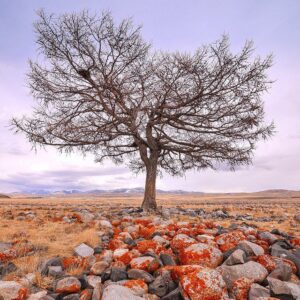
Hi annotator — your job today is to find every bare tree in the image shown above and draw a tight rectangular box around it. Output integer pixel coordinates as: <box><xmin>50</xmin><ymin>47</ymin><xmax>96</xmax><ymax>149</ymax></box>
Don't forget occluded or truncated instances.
<box><xmin>12</xmin><ymin>11</ymin><xmax>274</xmax><ymax>210</ymax></box>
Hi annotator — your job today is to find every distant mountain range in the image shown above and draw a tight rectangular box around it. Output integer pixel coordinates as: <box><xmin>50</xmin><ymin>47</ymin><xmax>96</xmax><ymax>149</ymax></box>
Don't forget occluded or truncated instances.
<box><xmin>10</xmin><ymin>188</ymin><xmax>204</xmax><ymax>196</ymax></box>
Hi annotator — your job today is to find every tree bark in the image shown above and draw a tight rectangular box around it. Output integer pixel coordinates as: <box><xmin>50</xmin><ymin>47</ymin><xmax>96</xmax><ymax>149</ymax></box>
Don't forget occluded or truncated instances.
<box><xmin>141</xmin><ymin>157</ymin><xmax>158</xmax><ymax>211</ymax></box>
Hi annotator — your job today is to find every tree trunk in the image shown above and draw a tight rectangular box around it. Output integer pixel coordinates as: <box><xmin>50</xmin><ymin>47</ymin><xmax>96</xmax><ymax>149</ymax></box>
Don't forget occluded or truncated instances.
<box><xmin>141</xmin><ymin>157</ymin><xmax>158</xmax><ymax>211</ymax></box>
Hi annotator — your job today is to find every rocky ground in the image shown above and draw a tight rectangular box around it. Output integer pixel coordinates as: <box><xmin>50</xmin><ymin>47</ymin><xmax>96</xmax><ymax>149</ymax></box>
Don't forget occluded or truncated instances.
<box><xmin>0</xmin><ymin>197</ymin><xmax>300</xmax><ymax>299</ymax></box>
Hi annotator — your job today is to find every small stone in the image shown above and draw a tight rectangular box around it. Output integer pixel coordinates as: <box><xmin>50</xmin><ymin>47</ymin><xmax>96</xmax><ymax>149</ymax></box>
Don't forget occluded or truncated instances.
<box><xmin>55</xmin><ymin>277</ymin><xmax>81</xmax><ymax>293</ymax></box>
<box><xmin>27</xmin><ymin>291</ymin><xmax>48</xmax><ymax>300</ymax></box>
<box><xmin>101</xmin><ymin>284</ymin><xmax>143</xmax><ymax>300</ymax></box>
<box><xmin>0</xmin><ymin>262</ymin><xmax>18</xmax><ymax>276</ymax></box>
<box><xmin>127</xmin><ymin>269</ymin><xmax>154</xmax><ymax>283</ymax></box>
<box><xmin>86</xmin><ymin>275</ymin><xmax>102</xmax><ymax>288</ymax></box>
<box><xmin>148</xmin><ymin>272</ymin><xmax>177</xmax><ymax>297</ymax></box>
<box><xmin>48</xmin><ymin>266</ymin><xmax>64</xmax><ymax>278</ymax></box>
<box><xmin>238</xmin><ymin>240</ymin><xmax>264</xmax><ymax>256</ymax></box>
<box><xmin>63</xmin><ymin>294</ymin><xmax>80</xmax><ymax>300</ymax></box>
<box><xmin>91</xmin><ymin>261</ymin><xmax>110</xmax><ymax>275</ymax></box>
<box><xmin>74</xmin><ymin>243</ymin><xmax>94</xmax><ymax>258</ymax></box>
<box><xmin>130</xmin><ymin>257</ymin><xmax>160</xmax><ymax>273</ymax></box>
<box><xmin>110</xmin><ymin>267</ymin><xmax>128</xmax><ymax>282</ymax></box>
<box><xmin>160</xmin><ymin>253</ymin><xmax>176</xmax><ymax>266</ymax></box>
<box><xmin>161</xmin><ymin>287</ymin><xmax>182</xmax><ymax>300</ymax></box>
<box><xmin>224</xmin><ymin>249</ymin><xmax>246</xmax><ymax>265</ymax></box>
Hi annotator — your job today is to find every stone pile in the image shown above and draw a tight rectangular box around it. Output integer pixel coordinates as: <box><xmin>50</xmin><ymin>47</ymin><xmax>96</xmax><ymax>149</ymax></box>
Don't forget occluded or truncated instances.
<box><xmin>0</xmin><ymin>210</ymin><xmax>300</xmax><ymax>299</ymax></box>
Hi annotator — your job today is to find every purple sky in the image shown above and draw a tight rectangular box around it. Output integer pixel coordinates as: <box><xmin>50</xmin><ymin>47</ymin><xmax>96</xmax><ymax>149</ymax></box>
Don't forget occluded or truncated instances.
<box><xmin>1</xmin><ymin>0</ymin><xmax>300</xmax><ymax>193</ymax></box>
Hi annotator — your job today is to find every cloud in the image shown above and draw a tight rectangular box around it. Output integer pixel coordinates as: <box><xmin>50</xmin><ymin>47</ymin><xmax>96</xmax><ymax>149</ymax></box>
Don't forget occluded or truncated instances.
<box><xmin>0</xmin><ymin>167</ymin><xmax>132</xmax><ymax>192</ymax></box>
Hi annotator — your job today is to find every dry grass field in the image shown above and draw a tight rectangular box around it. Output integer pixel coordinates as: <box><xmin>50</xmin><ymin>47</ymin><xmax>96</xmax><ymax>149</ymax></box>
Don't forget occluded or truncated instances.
<box><xmin>0</xmin><ymin>191</ymin><xmax>299</xmax><ymax>289</ymax></box>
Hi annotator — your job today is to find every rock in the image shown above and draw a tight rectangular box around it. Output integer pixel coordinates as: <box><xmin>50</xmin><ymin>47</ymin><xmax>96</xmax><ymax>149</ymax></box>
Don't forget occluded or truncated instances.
<box><xmin>101</xmin><ymin>284</ymin><xmax>143</xmax><ymax>299</ymax></box>
<box><xmin>258</xmin><ymin>232</ymin><xmax>279</xmax><ymax>244</ymax></box>
<box><xmin>170</xmin><ymin>234</ymin><xmax>196</xmax><ymax>251</ymax></box>
<box><xmin>128</xmin><ymin>269</ymin><xmax>154</xmax><ymax>283</ymax></box>
<box><xmin>110</xmin><ymin>267</ymin><xmax>128</xmax><ymax>282</ymax></box>
<box><xmin>98</xmin><ymin>220</ymin><xmax>113</xmax><ymax>229</ymax></box>
<box><xmin>55</xmin><ymin>277</ymin><xmax>81</xmax><ymax>293</ymax></box>
<box><xmin>91</xmin><ymin>261</ymin><xmax>110</xmax><ymax>275</ymax></box>
<box><xmin>0</xmin><ymin>262</ymin><xmax>17</xmax><ymax>276</ymax></box>
<box><xmin>232</xmin><ymin>277</ymin><xmax>254</xmax><ymax>300</ymax></box>
<box><xmin>91</xmin><ymin>282</ymin><xmax>103</xmax><ymax>300</ymax></box>
<box><xmin>122</xmin><ymin>279</ymin><xmax>148</xmax><ymax>296</ymax></box>
<box><xmin>63</xmin><ymin>294</ymin><xmax>80</xmax><ymax>300</ymax></box>
<box><xmin>0</xmin><ymin>281</ymin><xmax>27</xmax><ymax>300</ymax></box>
<box><xmin>224</xmin><ymin>249</ymin><xmax>246</xmax><ymax>265</ymax></box>
<box><xmin>40</xmin><ymin>257</ymin><xmax>62</xmax><ymax>276</ymax></box>
<box><xmin>294</xmin><ymin>215</ymin><xmax>300</xmax><ymax>223</ymax></box>
<box><xmin>268</xmin><ymin>263</ymin><xmax>292</xmax><ymax>281</ymax></box>
<box><xmin>271</xmin><ymin>244</ymin><xmax>300</xmax><ymax>276</ymax></box>
<box><xmin>248</xmin><ymin>283</ymin><xmax>271</xmax><ymax>300</ymax></box>
<box><xmin>219</xmin><ymin>261</ymin><xmax>268</xmax><ymax>289</ymax></box>
<box><xmin>161</xmin><ymin>287</ymin><xmax>182</xmax><ymax>300</ymax></box>
<box><xmin>48</xmin><ymin>266</ymin><xmax>64</xmax><ymax>278</ymax></box>
<box><xmin>74</xmin><ymin>211</ymin><xmax>95</xmax><ymax>223</ymax></box>
<box><xmin>179</xmin><ymin>267</ymin><xmax>229</xmax><ymax>300</ymax></box>
<box><xmin>27</xmin><ymin>291</ymin><xmax>48</xmax><ymax>300</ymax></box>
<box><xmin>130</xmin><ymin>257</ymin><xmax>160</xmax><ymax>273</ymax></box>
<box><xmin>86</xmin><ymin>275</ymin><xmax>102</xmax><ymax>288</ymax></box>
<box><xmin>238</xmin><ymin>240</ymin><xmax>264</xmax><ymax>256</ymax></box>
<box><xmin>0</xmin><ymin>243</ymin><xmax>12</xmax><ymax>252</ymax></box>
<box><xmin>179</xmin><ymin>243</ymin><xmax>223</xmax><ymax>268</ymax></box>
<box><xmin>148</xmin><ymin>272</ymin><xmax>177</xmax><ymax>297</ymax></box>
<box><xmin>268</xmin><ymin>277</ymin><xmax>300</xmax><ymax>299</ymax></box>
<box><xmin>160</xmin><ymin>253</ymin><xmax>176</xmax><ymax>266</ymax></box>
<box><xmin>215</xmin><ymin>231</ymin><xmax>246</xmax><ymax>252</ymax></box>
<box><xmin>74</xmin><ymin>243</ymin><xmax>94</xmax><ymax>258</ymax></box>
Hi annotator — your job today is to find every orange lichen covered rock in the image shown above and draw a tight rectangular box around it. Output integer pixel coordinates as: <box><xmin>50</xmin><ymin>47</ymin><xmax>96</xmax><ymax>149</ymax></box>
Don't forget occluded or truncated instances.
<box><xmin>0</xmin><ymin>249</ymin><xmax>17</xmax><ymax>262</ymax></box>
<box><xmin>122</xmin><ymin>279</ymin><xmax>148</xmax><ymax>296</ymax></box>
<box><xmin>167</xmin><ymin>265</ymin><xmax>203</xmax><ymax>281</ymax></box>
<box><xmin>256</xmin><ymin>255</ymin><xmax>277</xmax><ymax>272</ymax></box>
<box><xmin>136</xmin><ymin>240</ymin><xmax>163</xmax><ymax>254</ymax></box>
<box><xmin>130</xmin><ymin>256</ymin><xmax>160</xmax><ymax>272</ymax></box>
<box><xmin>179</xmin><ymin>243</ymin><xmax>223</xmax><ymax>268</ymax></box>
<box><xmin>80</xmin><ymin>289</ymin><xmax>93</xmax><ymax>300</ymax></box>
<box><xmin>170</xmin><ymin>234</ymin><xmax>197</xmax><ymax>251</ymax></box>
<box><xmin>179</xmin><ymin>267</ymin><xmax>228</xmax><ymax>300</ymax></box>
<box><xmin>108</xmin><ymin>238</ymin><xmax>128</xmax><ymax>251</ymax></box>
<box><xmin>139</xmin><ymin>226</ymin><xmax>156</xmax><ymax>239</ymax></box>
<box><xmin>55</xmin><ymin>277</ymin><xmax>81</xmax><ymax>293</ymax></box>
<box><xmin>62</xmin><ymin>256</ymin><xmax>87</xmax><ymax>269</ymax></box>
<box><xmin>215</xmin><ymin>231</ymin><xmax>246</xmax><ymax>252</ymax></box>
<box><xmin>290</xmin><ymin>237</ymin><xmax>300</xmax><ymax>247</ymax></box>
<box><xmin>232</xmin><ymin>277</ymin><xmax>253</xmax><ymax>300</ymax></box>
<box><xmin>113</xmin><ymin>248</ymin><xmax>140</xmax><ymax>265</ymax></box>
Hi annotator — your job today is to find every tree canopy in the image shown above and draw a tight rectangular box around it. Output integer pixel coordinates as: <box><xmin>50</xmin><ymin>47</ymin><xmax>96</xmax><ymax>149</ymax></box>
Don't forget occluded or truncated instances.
<box><xmin>12</xmin><ymin>11</ymin><xmax>274</xmax><ymax>210</ymax></box>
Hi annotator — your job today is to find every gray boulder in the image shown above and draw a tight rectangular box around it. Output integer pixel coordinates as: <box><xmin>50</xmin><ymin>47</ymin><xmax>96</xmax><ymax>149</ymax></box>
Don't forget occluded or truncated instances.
<box><xmin>238</xmin><ymin>240</ymin><xmax>264</xmax><ymax>256</ymax></box>
<box><xmin>219</xmin><ymin>261</ymin><xmax>268</xmax><ymax>289</ymax></box>
<box><xmin>248</xmin><ymin>283</ymin><xmax>271</xmax><ymax>300</ymax></box>
<box><xmin>223</xmin><ymin>249</ymin><xmax>246</xmax><ymax>265</ymax></box>
<box><xmin>268</xmin><ymin>277</ymin><xmax>300</xmax><ymax>299</ymax></box>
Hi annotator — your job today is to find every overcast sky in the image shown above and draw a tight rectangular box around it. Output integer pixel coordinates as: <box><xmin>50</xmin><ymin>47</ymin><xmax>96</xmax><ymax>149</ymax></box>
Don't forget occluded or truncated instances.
<box><xmin>0</xmin><ymin>0</ymin><xmax>300</xmax><ymax>193</ymax></box>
